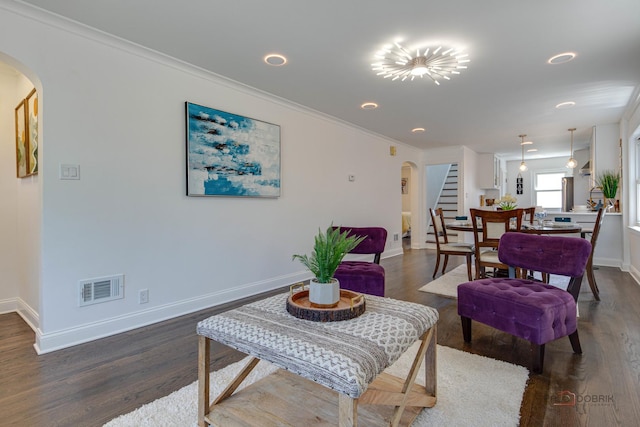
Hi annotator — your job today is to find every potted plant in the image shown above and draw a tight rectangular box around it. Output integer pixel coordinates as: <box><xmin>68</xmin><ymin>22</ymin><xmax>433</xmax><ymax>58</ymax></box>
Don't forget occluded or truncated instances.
<box><xmin>596</xmin><ymin>170</ymin><xmax>620</xmax><ymax>210</ymax></box>
<box><xmin>496</xmin><ymin>193</ymin><xmax>518</xmax><ymax>210</ymax></box>
<box><xmin>292</xmin><ymin>225</ymin><xmax>365</xmax><ymax>307</ymax></box>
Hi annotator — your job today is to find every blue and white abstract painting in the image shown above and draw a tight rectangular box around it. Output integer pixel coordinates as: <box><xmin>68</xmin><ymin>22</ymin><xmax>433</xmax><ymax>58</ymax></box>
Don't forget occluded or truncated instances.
<box><xmin>186</xmin><ymin>102</ymin><xmax>281</xmax><ymax>197</ymax></box>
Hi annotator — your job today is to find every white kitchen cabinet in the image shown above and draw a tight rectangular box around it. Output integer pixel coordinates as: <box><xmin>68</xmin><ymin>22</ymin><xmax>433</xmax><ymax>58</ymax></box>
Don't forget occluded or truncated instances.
<box><xmin>478</xmin><ymin>153</ymin><xmax>501</xmax><ymax>189</ymax></box>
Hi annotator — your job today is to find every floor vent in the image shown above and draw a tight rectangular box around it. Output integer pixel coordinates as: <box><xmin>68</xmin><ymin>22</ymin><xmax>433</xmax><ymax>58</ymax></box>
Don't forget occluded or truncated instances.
<box><xmin>78</xmin><ymin>274</ymin><xmax>124</xmax><ymax>307</ymax></box>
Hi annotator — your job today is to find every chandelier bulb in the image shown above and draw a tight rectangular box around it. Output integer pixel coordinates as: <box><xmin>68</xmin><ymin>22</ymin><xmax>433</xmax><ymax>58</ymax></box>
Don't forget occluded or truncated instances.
<box><xmin>518</xmin><ymin>134</ymin><xmax>528</xmax><ymax>172</ymax></box>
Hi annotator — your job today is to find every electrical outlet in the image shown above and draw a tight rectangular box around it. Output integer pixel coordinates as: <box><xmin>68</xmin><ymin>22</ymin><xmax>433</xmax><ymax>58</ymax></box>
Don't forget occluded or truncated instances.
<box><xmin>139</xmin><ymin>289</ymin><xmax>149</xmax><ymax>304</ymax></box>
<box><xmin>393</xmin><ymin>233</ymin><xmax>399</xmax><ymax>241</ymax></box>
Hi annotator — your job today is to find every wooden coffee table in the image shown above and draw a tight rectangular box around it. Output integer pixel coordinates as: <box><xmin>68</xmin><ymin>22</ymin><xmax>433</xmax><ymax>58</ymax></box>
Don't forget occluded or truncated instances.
<box><xmin>197</xmin><ymin>292</ymin><xmax>439</xmax><ymax>426</ymax></box>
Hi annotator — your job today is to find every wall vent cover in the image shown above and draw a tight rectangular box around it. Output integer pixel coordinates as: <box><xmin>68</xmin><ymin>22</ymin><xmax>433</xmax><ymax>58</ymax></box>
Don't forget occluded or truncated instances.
<box><xmin>78</xmin><ymin>274</ymin><xmax>124</xmax><ymax>307</ymax></box>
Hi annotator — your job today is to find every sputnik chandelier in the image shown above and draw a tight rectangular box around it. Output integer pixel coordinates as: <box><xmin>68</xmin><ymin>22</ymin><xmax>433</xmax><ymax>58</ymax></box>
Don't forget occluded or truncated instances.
<box><xmin>371</xmin><ymin>40</ymin><xmax>469</xmax><ymax>84</ymax></box>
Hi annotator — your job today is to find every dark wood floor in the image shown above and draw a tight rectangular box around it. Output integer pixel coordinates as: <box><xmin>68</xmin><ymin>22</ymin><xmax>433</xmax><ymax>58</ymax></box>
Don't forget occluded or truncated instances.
<box><xmin>1</xmin><ymin>243</ymin><xmax>639</xmax><ymax>426</ymax></box>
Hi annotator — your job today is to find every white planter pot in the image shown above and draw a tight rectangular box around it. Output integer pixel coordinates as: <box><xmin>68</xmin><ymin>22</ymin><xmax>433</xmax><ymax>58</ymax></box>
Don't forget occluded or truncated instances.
<box><xmin>309</xmin><ymin>278</ymin><xmax>340</xmax><ymax>307</ymax></box>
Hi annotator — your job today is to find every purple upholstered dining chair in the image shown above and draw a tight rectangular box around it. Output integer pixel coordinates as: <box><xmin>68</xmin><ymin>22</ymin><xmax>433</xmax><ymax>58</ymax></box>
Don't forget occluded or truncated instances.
<box><xmin>331</xmin><ymin>226</ymin><xmax>387</xmax><ymax>297</ymax></box>
<box><xmin>457</xmin><ymin>232</ymin><xmax>592</xmax><ymax>373</ymax></box>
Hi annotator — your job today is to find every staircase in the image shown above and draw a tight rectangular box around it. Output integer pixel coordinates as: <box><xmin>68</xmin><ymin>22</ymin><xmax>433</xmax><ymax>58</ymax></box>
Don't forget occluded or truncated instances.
<box><xmin>427</xmin><ymin>163</ymin><xmax>460</xmax><ymax>243</ymax></box>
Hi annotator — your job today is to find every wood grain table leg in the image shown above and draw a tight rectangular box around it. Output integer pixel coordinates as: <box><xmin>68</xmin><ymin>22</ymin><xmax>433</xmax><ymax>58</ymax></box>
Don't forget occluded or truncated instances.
<box><xmin>198</xmin><ymin>335</ymin><xmax>210</xmax><ymax>427</ymax></box>
<box><xmin>358</xmin><ymin>325</ymin><xmax>438</xmax><ymax>427</ymax></box>
<box><xmin>198</xmin><ymin>338</ymin><xmax>261</xmax><ymax>426</ymax></box>
<box><xmin>338</xmin><ymin>393</ymin><xmax>358</xmax><ymax>426</ymax></box>
<box><xmin>424</xmin><ymin>324</ymin><xmax>437</xmax><ymax>398</ymax></box>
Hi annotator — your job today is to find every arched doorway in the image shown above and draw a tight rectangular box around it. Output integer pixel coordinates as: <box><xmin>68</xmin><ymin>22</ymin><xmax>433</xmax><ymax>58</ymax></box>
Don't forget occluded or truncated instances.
<box><xmin>0</xmin><ymin>55</ymin><xmax>42</xmax><ymax>330</ymax></box>
<box><xmin>401</xmin><ymin>161</ymin><xmax>420</xmax><ymax>250</ymax></box>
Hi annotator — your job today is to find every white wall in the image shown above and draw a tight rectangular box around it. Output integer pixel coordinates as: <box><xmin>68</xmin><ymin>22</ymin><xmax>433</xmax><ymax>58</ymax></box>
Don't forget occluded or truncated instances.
<box><xmin>462</xmin><ymin>146</ymin><xmax>485</xmax><ymax>216</ymax></box>
<box><xmin>0</xmin><ymin>68</ymin><xmax>19</xmax><ymax>309</ymax></box>
<box><xmin>623</xmin><ymin>88</ymin><xmax>640</xmax><ymax>278</ymax></box>
<box><xmin>593</xmin><ymin>123</ymin><xmax>622</xmax><ymax>182</ymax></box>
<box><xmin>0</xmin><ymin>3</ymin><xmax>421</xmax><ymax>352</ymax></box>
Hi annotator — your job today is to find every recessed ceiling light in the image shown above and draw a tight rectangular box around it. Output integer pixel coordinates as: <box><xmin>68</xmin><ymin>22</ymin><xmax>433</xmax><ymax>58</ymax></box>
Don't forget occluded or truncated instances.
<box><xmin>360</xmin><ymin>102</ymin><xmax>378</xmax><ymax>110</ymax></box>
<box><xmin>547</xmin><ymin>52</ymin><xmax>576</xmax><ymax>64</ymax></box>
<box><xmin>555</xmin><ymin>101</ymin><xmax>576</xmax><ymax>109</ymax></box>
<box><xmin>527</xmin><ymin>148</ymin><xmax>538</xmax><ymax>152</ymax></box>
<box><xmin>412</xmin><ymin>127</ymin><xmax>426</xmax><ymax>133</ymax></box>
<box><xmin>521</xmin><ymin>141</ymin><xmax>533</xmax><ymax>145</ymax></box>
<box><xmin>264</xmin><ymin>54</ymin><xmax>287</xmax><ymax>66</ymax></box>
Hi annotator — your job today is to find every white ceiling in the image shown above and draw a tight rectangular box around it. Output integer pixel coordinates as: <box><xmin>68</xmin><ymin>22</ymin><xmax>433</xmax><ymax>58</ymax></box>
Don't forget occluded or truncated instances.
<box><xmin>15</xmin><ymin>0</ymin><xmax>640</xmax><ymax>160</ymax></box>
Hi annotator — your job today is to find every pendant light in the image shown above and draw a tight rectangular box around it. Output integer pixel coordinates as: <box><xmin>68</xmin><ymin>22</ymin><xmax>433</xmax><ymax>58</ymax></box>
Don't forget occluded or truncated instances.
<box><xmin>518</xmin><ymin>134</ymin><xmax>528</xmax><ymax>172</ymax></box>
<box><xmin>566</xmin><ymin>128</ymin><xmax>577</xmax><ymax>169</ymax></box>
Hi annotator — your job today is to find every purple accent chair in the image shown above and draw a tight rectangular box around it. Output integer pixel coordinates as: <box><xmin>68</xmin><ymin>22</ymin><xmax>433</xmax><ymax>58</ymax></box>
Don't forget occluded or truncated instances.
<box><xmin>332</xmin><ymin>227</ymin><xmax>387</xmax><ymax>297</ymax></box>
<box><xmin>457</xmin><ymin>232</ymin><xmax>592</xmax><ymax>373</ymax></box>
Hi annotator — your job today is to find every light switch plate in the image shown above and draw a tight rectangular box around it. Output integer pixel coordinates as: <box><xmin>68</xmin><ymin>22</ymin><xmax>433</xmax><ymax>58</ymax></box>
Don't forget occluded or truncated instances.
<box><xmin>60</xmin><ymin>164</ymin><xmax>80</xmax><ymax>180</ymax></box>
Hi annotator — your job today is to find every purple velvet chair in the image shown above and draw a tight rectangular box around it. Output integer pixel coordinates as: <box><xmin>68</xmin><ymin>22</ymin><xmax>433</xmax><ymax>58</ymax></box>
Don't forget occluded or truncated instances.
<box><xmin>457</xmin><ymin>232</ymin><xmax>592</xmax><ymax>373</ymax></box>
<box><xmin>332</xmin><ymin>226</ymin><xmax>387</xmax><ymax>297</ymax></box>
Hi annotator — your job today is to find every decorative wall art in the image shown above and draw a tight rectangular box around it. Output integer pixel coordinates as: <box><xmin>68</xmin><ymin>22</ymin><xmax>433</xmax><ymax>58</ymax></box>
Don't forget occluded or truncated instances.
<box><xmin>185</xmin><ymin>102</ymin><xmax>281</xmax><ymax>197</ymax></box>
<box><xmin>516</xmin><ymin>173</ymin><xmax>523</xmax><ymax>195</ymax></box>
<box><xmin>14</xmin><ymin>88</ymin><xmax>38</xmax><ymax>178</ymax></box>
<box><xmin>15</xmin><ymin>99</ymin><xmax>27</xmax><ymax>177</ymax></box>
<box><xmin>26</xmin><ymin>88</ymin><xmax>38</xmax><ymax>175</ymax></box>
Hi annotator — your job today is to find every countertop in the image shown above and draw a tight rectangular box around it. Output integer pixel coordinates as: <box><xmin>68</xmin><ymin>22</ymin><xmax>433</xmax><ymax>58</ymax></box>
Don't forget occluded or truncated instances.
<box><xmin>556</xmin><ymin>211</ymin><xmax>621</xmax><ymax>215</ymax></box>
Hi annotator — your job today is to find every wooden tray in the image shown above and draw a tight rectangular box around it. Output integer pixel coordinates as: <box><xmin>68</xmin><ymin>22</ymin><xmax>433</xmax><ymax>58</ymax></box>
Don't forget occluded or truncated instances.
<box><xmin>286</xmin><ymin>288</ymin><xmax>366</xmax><ymax>322</ymax></box>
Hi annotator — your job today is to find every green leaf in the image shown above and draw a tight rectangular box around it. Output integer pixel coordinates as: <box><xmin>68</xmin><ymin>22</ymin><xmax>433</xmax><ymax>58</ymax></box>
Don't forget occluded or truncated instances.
<box><xmin>292</xmin><ymin>224</ymin><xmax>366</xmax><ymax>283</ymax></box>
<box><xmin>596</xmin><ymin>170</ymin><xmax>620</xmax><ymax>199</ymax></box>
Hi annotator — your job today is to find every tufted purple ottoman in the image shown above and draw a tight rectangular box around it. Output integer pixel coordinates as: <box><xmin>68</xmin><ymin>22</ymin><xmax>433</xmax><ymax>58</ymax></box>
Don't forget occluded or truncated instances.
<box><xmin>332</xmin><ymin>227</ymin><xmax>387</xmax><ymax>297</ymax></box>
<box><xmin>457</xmin><ymin>233</ymin><xmax>591</xmax><ymax>373</ymax></box>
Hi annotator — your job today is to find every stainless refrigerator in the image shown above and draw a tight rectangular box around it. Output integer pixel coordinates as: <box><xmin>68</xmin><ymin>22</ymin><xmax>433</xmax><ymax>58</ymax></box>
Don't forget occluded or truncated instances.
<box><xmin>562</xmin><ymin>177</ymin><xmax>574</xmax><ymax>212</ymax></box>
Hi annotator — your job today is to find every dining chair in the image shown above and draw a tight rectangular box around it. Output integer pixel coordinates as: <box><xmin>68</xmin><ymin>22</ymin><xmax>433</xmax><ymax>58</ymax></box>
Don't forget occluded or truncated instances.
<box><xmin>429</xmin><ymin>208</ymin><xmax>474</xmax><ymax>280</ymax></box>
<box><xmin>580</xmin><ymin>207</ymin><xmax>606</xmax><ymax>301</ymax></box>
<box><xmin>521</xmin><ymin>206</ymin><xmax>547</xmax><ymax>282</ymax></box>
<box><xmin>469</xmin><ymin>208</ymin><xmax>524</xmax><ymax>279</ymax></box>
<box><xmin>523</xmin><ymin>206</ymin><xmax>536</xmax><ymax>224</ymax></box>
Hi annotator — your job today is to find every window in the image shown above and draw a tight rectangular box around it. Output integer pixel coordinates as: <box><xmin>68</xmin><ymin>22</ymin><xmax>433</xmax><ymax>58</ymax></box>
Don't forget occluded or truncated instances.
<box><xmin>534</xmin><ymin>171</ymin><xmax>566</xmax><ymax>209</ymax></box>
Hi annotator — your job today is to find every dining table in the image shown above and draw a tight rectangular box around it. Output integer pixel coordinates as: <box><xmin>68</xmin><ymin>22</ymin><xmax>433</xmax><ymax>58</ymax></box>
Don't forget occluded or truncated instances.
<box><xmin>445</xmin><ymin>221</ymin><xmax>582</xmax><ymax>235</ymax></box>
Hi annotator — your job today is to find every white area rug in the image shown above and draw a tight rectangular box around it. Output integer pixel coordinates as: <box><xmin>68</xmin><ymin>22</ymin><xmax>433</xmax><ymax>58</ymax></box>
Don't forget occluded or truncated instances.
<box><xmin>419</xmin><ymin>264</ymin><xmax>571</xmax><ymax>298</ymax></box>
<box><xmin>420</xmin><ymin>265</ymin><xmax>472</xmax><ymax>298</ymax></box>
<box><xmin>104</xmin><ymin>342</ymin><xmax>529</xmax><ymax>427</ymax></box>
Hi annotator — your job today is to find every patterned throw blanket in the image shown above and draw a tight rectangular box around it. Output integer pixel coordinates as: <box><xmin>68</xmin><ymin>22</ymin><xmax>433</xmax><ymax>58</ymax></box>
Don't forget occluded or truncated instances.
<box><xmin>197</xmin><ymin>293</ymin><xmax>438</xmax><ymax>398</ymax></box>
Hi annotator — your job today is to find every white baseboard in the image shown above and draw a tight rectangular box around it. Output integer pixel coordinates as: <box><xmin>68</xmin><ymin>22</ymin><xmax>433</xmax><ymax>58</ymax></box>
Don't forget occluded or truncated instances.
<box><xmin>628</xmin><ymin>265</ymin><xmax>640</xmax><ymax>286</ymax></box>
<box><xmin>0</xmin><ymin>297</ymin><xmax>39</xmax><ymax>332</ymax></box>
<box><xmin>383</xmin><ymin>248</ymin><xmax>403</xmax><ymax>258</ymax></box>
<box><xmin>17</xmin><ymin>299</ymin><xmax>39</xmax><ymax>331</ymax></box>
<box><xmin>593</xmin><ymin>257</ymin><xmax>622</xmax><ymax>268</ymax></box>
<box><xmin>34</xmin><ymin>271</ymin><xmax>309</xmax><ymax>354</ymax></box>
<box><xmin>30</xmin><ymin>250</ymin><xmax>404</xmax><ymax>354</ymax></box>
<box><xmin>0</xmin><ymin>297</ymin><xmax>17</xmax><ymax>314</ymax></box>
